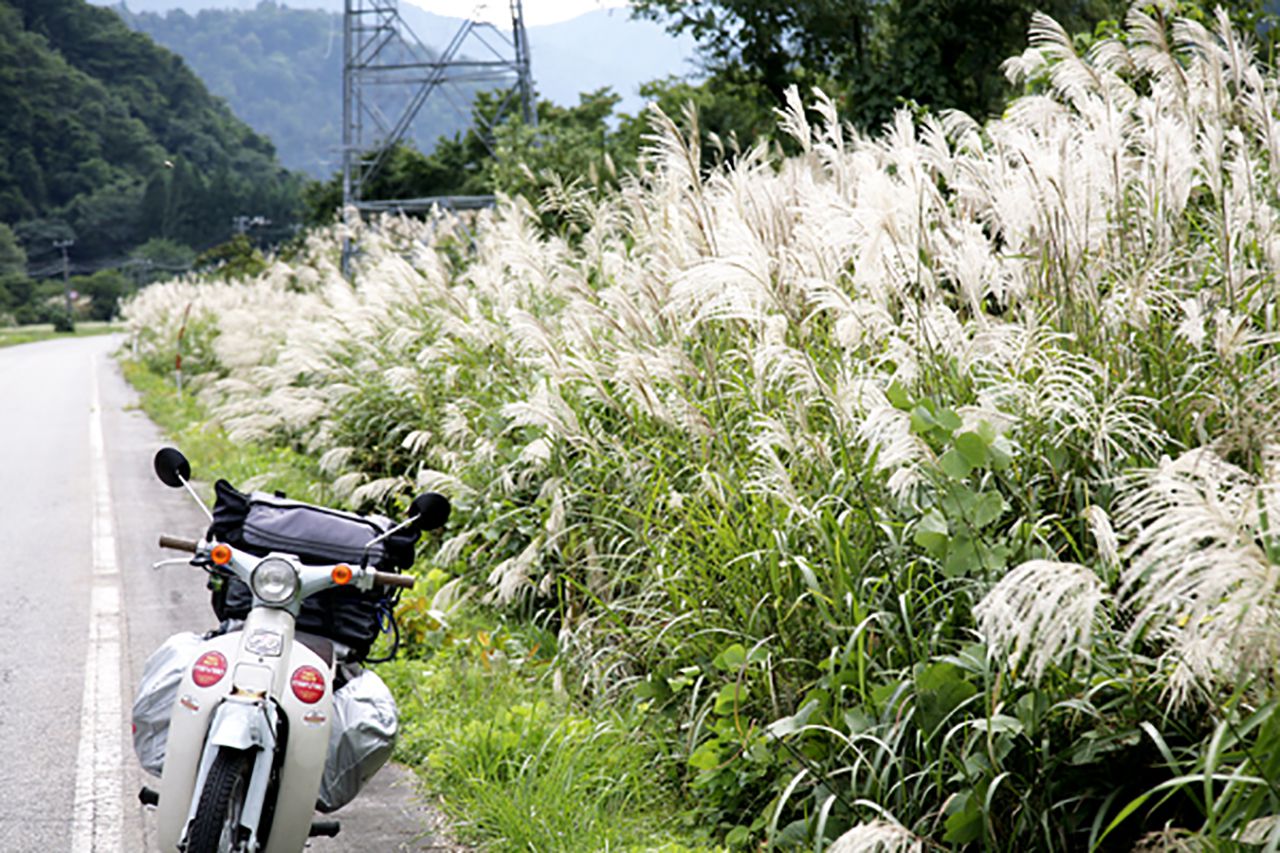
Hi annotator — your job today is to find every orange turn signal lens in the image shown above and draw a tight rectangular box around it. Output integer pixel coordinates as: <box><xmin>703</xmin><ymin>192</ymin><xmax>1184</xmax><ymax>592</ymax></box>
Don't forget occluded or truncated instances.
<box><xmin>331</xmin><ymin>564</ymin><xmax>353</xmax><ymax>585</ymax></box>
<box><xmin>211</xmin><ymin>544</ymin><xmax>232</xmax><ymax>566</ymax></box>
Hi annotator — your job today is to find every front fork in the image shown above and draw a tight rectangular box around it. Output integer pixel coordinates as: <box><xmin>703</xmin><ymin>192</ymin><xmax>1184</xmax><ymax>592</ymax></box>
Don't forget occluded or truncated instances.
<box><xmin>182</xmin><ymin>698</ymin><xmax>279</xmax><ymax>850</ymax></box>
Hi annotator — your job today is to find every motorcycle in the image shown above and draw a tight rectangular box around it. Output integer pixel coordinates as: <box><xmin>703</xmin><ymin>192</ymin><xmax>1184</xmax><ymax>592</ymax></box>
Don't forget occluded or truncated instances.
<box><xmin>138</xmin><ymin>447</ymin><xmax>449</xmax><ymax>853</ymax></box>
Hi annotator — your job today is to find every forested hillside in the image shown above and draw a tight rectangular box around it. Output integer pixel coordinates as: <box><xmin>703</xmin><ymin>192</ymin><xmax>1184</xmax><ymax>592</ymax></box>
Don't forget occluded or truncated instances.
<box><xmin>0</xmin><ymin>0</ymin><xmax>302</xmax><ymax>322</ymax></box>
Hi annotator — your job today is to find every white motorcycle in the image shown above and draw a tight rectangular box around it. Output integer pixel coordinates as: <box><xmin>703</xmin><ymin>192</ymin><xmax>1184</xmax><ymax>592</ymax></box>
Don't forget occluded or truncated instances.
<box><xmin>138</xmin><ymin>447</ymin><xmax>449</xmax><ymax>853</ymax></box>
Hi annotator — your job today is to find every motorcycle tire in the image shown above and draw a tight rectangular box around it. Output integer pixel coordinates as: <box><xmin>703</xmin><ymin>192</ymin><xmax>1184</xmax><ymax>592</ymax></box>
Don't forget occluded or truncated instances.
<box><xmin>186</xmin><ymin>748</ymin><xmax>252</xmax><ymax>853</ymax></box>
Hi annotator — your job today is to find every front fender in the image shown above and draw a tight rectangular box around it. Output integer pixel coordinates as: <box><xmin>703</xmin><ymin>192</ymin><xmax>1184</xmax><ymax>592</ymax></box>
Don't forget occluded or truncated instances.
<box><xmin>207</xmin><ymin>697</ymin><xmax>272</xmax><ymax>751</ymax></box>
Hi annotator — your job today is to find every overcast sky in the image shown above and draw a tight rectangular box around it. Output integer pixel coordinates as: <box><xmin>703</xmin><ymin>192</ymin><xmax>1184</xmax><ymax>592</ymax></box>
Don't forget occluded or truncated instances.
<box><xmin>405</xmin><ymin>0</ymin><xmax>629</xmax><ymax>27</ymax></box>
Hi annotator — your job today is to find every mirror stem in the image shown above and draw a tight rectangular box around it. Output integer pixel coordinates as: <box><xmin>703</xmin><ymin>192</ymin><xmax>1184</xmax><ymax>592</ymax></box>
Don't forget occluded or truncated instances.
<box><xmin>358</xmin><ymin>513</ymin><xmax>420</xmax><ymax>570</ymax></box>
<box><xmin>179</xmin><ymin>475</ymin><xmax>214</xmax><ymax>522</ymax></box>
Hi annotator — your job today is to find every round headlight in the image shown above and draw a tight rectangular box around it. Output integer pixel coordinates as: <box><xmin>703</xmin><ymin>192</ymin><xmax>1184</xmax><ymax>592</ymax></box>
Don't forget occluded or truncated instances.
<box><xmin>251</xmin><ymin>557</ymin><xmax>299</xmax><ymax>604</ymax></box>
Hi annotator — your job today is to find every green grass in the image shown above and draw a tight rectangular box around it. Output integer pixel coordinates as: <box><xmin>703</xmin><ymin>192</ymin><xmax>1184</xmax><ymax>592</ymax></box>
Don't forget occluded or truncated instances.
<box><xmin>381</xmin><ymin>624</ymin><xmax>718</xmax><ymax>853</ymax></box>
<box><xmin>0</xmin><ymin>321</ymin><xmax>120</xmax><ymax>348</ymax></box>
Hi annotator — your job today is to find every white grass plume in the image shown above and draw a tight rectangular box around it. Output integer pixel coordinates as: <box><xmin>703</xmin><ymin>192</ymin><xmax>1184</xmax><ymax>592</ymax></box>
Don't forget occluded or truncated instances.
<box><xmin>828</xmin><ymin>820</ymin><xmax>923</xmax><ymax>853</ymax></box>
<box><xmin>1116</xmin><ymin>448</ymin><xmax>1280</xmax><ymax>704</ymax></box>
<box><xmin>975</xmin><ymin>559</ymin><xmax>1108</xmax><ymax>682</ymax></box>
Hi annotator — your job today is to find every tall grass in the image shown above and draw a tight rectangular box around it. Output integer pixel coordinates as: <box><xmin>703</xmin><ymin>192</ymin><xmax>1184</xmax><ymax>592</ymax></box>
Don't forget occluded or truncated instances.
<box><xmin>125</xmin><ymin>6</ymin><xmax>1280</xmax><ymax>848</ymax></box>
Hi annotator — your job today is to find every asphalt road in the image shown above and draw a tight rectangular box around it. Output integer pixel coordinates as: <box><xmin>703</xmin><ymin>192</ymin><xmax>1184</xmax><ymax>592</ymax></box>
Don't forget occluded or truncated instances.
<box><xmin>0</xmin><ymin>335</ymin><xmax>459</xmax><ymax>852</ymax></box>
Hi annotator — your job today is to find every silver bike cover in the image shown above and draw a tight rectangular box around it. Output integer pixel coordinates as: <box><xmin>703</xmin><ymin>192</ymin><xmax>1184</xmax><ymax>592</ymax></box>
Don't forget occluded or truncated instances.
<box><xmin>131</xmin><ymin>631</ymin><xmax>205</xmax><ymax>776</ymax></box>
<box><xmin>317</xmin><ymin>668</ymin><xmax>399</xmax><ymax>813</ymax></box>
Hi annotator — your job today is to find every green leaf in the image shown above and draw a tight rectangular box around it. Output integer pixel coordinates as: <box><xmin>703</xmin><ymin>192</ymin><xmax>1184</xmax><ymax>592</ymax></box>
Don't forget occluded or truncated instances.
<box><xmin>724</xmin><ymin>826</ymin><xmax>751</xmax><ymax>846</ymax></box>
<box><xmin>969</xmin><ymin>714</ymin><xmax>1025</xmax><ymax>737</ymax></box>
<box><xmin>955</xmin><ymin>430</ymin><xmax>989</xmax><ymax>467</ymax></box>
<box><xmin>715</xmin><ymin>682</ymin><xmax>748</xmax><ymax>714</ymax></box>
<box><xmin>972</xmin><ymin>491</ymin><xmax>1008</xmax><ymax>528</ymax></box>
<box><xmin>913</xmin><ymin>509</ymin><xmax>950</xmax><ymax>556</ymax></box>
<box><xmin>943</xmin><ymin>537</ymin><xmax>978</xmax><ymax>578</ymax></box>
<box><xmin>634</xmin><ymin>675</ymin><xmax>672</xmax><ymax>703</ymax></box>
<box><xmin>910</xmin><ymin>404</ymin><xmax>937</xmax><ymax>435</ymax></box>
<box><xmin>688</xmin><ymin>740</ymin><xmax>722</xmax><ymax>771</ymax></box>
<box><xmin>943</xmin><ymin>790</ymin><xmax>983</xmax><ymax>844</ymax></box>
<box><xmin>940</xmin><ymin>448</ymin><xmax>972</xmax><ymax>479</ymax></box>
<box><xmin>988</xmin><ymin>436</ymin><xmax>1014</xmax><ymax>470</ymax></box>
<box><xmin>772</xmin><ymin>820</ymin><xmax>809</xmax><ymax>846</ymax></box>
<box><xmin>766</xmin><ymin>699</ymin><xmax>819</xmax><ymax>739</ymax></box>
<box><xmin>886</xmin><ymin>379</ymin><xmax>912</xmax><ymax>410</ymax></box>
<box><xmin>844</xmin><ymin>708</ymin><xmax>875</xmax><ymax>732</ymax></box>
<box><xmin>977</xmin><ymin>419</ymin><xmax>999</xmax><ymax>445</ymax></box>
<box><xmin>936</xmin><ymin>407</ymin><xmax>963</xmax><ymax>434</ymax></box>
<box><xmin>916</xmin><ymin>662</ymin><xmax>978</xmax><ymax>734</ymax></box>
<box><xmin>714</xmin><ymin>643</ymin><xmax>747</xmax><ymax>671</ymax></box>
<box><xmin>871</xmin><ymin>680</ymin><xmax>906</xmax><ymax>714</ymax></box>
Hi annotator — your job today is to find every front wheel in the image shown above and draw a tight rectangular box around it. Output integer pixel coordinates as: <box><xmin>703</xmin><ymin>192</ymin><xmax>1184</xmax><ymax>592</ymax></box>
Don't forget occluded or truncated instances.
<box><xmin>186</xmin><ymin>748</ymin><xmax>252</xmax><ymax>853</ymax></box>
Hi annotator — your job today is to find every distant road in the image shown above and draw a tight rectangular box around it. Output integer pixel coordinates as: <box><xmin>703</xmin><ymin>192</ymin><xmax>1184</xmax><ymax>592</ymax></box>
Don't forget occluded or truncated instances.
<box><xmin>0</xmin><ymin>336</ymin><xmax>458</xmax><ymax>852</ymax></box>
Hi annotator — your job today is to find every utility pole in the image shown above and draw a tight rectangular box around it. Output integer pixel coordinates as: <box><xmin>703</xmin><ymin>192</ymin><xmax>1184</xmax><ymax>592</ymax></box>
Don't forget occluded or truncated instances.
<box><xmin>53</xmin><ymin>238</ymin><xmax>74</xmax><ymax>328</ymax></box>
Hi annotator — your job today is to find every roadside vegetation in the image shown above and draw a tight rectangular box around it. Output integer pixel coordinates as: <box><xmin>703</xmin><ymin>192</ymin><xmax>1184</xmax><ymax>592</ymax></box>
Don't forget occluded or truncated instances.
<box><xmin>121</xmin><ymin>7</ymin><xmax>1280</xmax><ymax>851</ymax></box>
<box><xmin>0</xmin><ymin>320</ymin><xmax>118</xmax><ymax>349</ymax></box>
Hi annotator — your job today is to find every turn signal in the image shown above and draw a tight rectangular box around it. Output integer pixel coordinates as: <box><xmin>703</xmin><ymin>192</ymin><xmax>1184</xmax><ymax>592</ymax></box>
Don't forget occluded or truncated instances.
<box><xmin>331</xmin><ymin>564</ymin><xmax>353</xmax><ymax>586</ymax></box>
<box><xmin>211</xmin><ymin>544</ymin><xmax>232</xmax><ymax>566</ymax></box>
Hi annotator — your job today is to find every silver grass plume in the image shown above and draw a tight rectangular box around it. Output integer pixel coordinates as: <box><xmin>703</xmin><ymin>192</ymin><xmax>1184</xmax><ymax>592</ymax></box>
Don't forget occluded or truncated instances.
<box><xmin>974</xmin><ymin>559</ymin><xmax>1108</xmax><ymax>682</ymax></box>
<box><xmin>1116</xmin><ymin>448</ymin><xmax>1280</xmax><ymax>704</ymax></box>
<box><xmin>827</xmin><ymin>820</ymin><xmax>923</xmax><ymax>853</ymax></box>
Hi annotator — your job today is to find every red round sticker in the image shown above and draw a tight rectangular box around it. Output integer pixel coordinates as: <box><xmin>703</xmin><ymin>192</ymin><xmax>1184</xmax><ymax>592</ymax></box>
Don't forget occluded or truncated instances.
<box><xmin>192</xmin><ymin>651</ymin><xmax>228</xmax><ymax>688</ymax></box>
<box><xmin>290</xmin><ymin>666</ymin><xmax>325</xmax><ymax>704</ymax></box>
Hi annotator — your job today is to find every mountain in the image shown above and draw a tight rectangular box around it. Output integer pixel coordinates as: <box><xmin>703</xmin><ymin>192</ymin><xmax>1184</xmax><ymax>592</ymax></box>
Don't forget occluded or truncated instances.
<box><xmin>0</xmin><ymin>0</ymin><xmax>302</xmax><ymax>271</ymax></box>
<box><xmin>93</xmin><ymin>1</ymin><xmax>695</xmax><ymax>176</ymax></box>
<box><xmin>521</xmin><ymin>7</ymin><xmax>696</xmax><ymax>112</ymax></box>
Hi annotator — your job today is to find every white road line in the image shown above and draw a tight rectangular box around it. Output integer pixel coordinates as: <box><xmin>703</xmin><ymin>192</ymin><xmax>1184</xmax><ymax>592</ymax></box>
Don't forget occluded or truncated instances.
<box><xmin>70</xmin><ymin>355</ymin><xmax>124</xmax><ymax>853</ymax></box>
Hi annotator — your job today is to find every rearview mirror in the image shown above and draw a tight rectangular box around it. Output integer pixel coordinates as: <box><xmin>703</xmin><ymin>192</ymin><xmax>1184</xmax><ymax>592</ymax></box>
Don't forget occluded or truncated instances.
<box><xmin>154</xmin><ymin>447</ymin><xmax>191</xmax><ymax>489</ymax></box>
<box><xmin>409</xmin><ymin>492</ymin><xmax>450</xmax><ymax>532</ymax></box>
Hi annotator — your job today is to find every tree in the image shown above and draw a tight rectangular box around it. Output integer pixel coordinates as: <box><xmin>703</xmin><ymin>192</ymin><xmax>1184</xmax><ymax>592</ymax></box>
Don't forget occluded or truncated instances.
<box><xmin>194</xmin><ymin>234</ymin><xmax>267</xmax><ymax>281</ymax></box>
<box><xmin>73</xmin><ymin>269</ymin><xmax>131</xmax><ymax>321</ymax></box>
<box><xmin>0</xmin><ymin>0</ymin><xmax>304</xmax><ymax>268</ymax></box>
<box><xmin>0</xmin><ymin>223</ymin><xmax>26</xmax><ymax>276</ymax></box>
<box><xmin>614</xmin><ymin>75</ymin><xmax>778</xmax><ymax>164</ymax></box>
<box><xmin>631</xmin><ymin>1</ymin><xmax>1274</xmax><ymax>127</ymax></box>
<box><xmin>632</xmin><ymin>0</ymin><xmax>878</xmax><ymax>102</ymax></box>
<box><xmin>130</xmin><ymin>237</ymin><xmax>195</xmax><ymax>284</ymax></box>
<box><xmin>303</xmin><ymin>89</ymin><xmax>626</xmax><ymax>226</ymax></box>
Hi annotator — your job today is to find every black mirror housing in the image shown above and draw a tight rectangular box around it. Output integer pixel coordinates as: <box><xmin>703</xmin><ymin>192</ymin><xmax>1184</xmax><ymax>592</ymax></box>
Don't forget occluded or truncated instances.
<box><xmin>154</xmin><ymin>447</ymin><xmax>191</xmax><ymax>488</ymax></box>
<box><xmin>409</xmin><ymin>492</ymin><xmax>450</xmax><ymax>532</ymax></box>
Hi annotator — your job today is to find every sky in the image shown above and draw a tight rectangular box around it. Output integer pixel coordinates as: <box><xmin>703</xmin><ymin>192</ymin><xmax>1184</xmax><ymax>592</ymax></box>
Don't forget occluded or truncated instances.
<box><xmin>405</xmin><ymin>0</ymin><xmax>629</xmax><ymax>27</ymax></box>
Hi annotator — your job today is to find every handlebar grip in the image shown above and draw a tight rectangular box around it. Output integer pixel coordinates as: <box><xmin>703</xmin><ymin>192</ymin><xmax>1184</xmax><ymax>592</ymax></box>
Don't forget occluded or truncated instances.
<box><xmin>158</xmin><ymin>535</ymin><xmax>199</xmax><ymax>553</ymax></box>
<box><xmin>372</xmin><ymin>571</ymin><xmax>415</xmax><ymax>590</ymax></box>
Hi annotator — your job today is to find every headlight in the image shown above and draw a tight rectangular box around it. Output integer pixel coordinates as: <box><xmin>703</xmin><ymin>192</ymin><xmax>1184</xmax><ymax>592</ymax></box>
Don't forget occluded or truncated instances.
<box><xmin>251</xmin><ymin>557</ymin><xmax>299</xmax><ymax>604</ymax></box>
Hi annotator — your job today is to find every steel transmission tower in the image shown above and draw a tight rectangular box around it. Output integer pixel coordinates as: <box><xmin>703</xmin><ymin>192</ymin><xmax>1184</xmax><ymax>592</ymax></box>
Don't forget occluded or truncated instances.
<box><xmin>341</xmin><ymin>0</ymin><xmax>535</xmax><ymax>227</ymax></box>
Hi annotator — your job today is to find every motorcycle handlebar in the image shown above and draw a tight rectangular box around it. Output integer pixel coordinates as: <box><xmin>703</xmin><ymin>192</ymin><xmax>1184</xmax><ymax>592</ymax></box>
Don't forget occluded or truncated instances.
<box><xmin>156</xmin><ymin>537</ymin><xmax>415</xmax><ymax>590</ymax></box>
<box><xmin>159</xmin><ymin>535</ymin><xmax>199</xmax><ymax>553</ymax></box>
<box><xmin>372</xmin><ymin>571</ymin><xmax>415</xmax><ymax>590</ymax></box>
